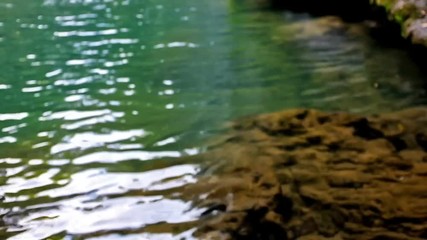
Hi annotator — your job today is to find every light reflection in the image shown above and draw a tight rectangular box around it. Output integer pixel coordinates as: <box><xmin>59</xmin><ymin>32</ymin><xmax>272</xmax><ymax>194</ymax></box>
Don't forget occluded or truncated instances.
<box><xmin>28</xmin><ymin>159</ymin><xmax>44</xmax><ymax>165</ymax></box>
<box><xmin>82</xmin><ymin>98</ymin><xmax>105</xmax><ymax>107</ymax></box>
<box><xmin>26</xmin><ymin>54</ymin><xmax>36</xmax><ymax>59</ymax></box>
<box><xmin>54</xmin><ymin>76</ymin><xmax>93</xmax><ymax>86</ymax></box>
<box><xmin>72</xmin><ymin>150</ymin><xmax>180</xmax><ymax>164</ymax></box>
<box><xmin>47</xmin><ymin>159</ymin><xmax>70</xmax><ymax>166</ymax></box>
<box><xmin>109</xmin><ymin>100</ymin><xmax>121</xmax><ymax>106</ymax></box>
<box><xmin>64</xmin><ymin>95</ymin><xmax>84</xmax><ymax>102</ymax></box>
<box><xmin>87</xmin><ymin>229</ymin><xmax>197</xmax><ymax>240</ymax></box>
<box><xmin>54</xmin><ymin>13</ymin><xmax>98</xmax><ymax>22</ymax></box>
<box><xmin>99</xmin><ymin>29</ymin><xmax>118</xmax><ymax>35</ymax></box>
<box><xmin>0</xmin><ymin>84</ymin><xmax>10</xmax><ymax>89</ymax></box>
<box><xmin>4</xmin><ymin>169</ymin><xmax>59</xmax><ymax>193</ymax></box>
<box><xmin>8</xmin><ymin>197</ymin><xmax>202</xmax><ymax>240</ymax></box>
<box><xmin>0</xmin><ymin>136</ymin><xmax>17</xmax><ymax>143</ymax></box>
<box><xmin>50</xmin><ymin>129</ymin><xmax>147</xmax><ymax>154</ymax></box>
<box><xmin>30</xmin><ymin>61</ymin><xmax>42</xmax><ymax>67</ymax></box>
<box><xmin>152</xmin><ymin>42</ymin><xmax>198</xmax><ymax>49</ymax></box>
<box><xmin>26</xmin><ymin>80</ymin><xmax>38</xmax><ymax>85</ymax></box>
<box><xmin>73</xmin><ymin>38</ymin><xmax>138</xmax><ymax>48</ymax></box>
<box><xmin>54</xmin><ymin>29</ymin><xmax>120</xmax><ymax>37</ymax></box>
<box><xmin>22</xmin><ymin>86</ymin><xmax>43</xmax><ymax>93</ymax></box>
<box><xmin>123</xmin><ymin>89</ymin><xmax>135</xmax><ymax>96</ymax></box>
<box><xmin>39</xmin><ymin>164</ymin><xmax>198</xmax><ymax>197</ymax></box>
<box><xmin>153</xmin><ymin>43</ymin><xmax>165</xmax><ymax>49</ymax></box>
<box><xmin>117</xmin><ymin>77</ymin><xmax>130</xmax><ymax>83</ymax></box>
<box><xmin>65</xmin><ymin>59</ymin><xmax>92</xmax><ymax>66</ymax></box>
<box><xmin>0</xmin><ymin>158</ymin><xmax>22</xmax><ymax>164</ymax></box>
<box><xmin>2</xmin><ymin>0</ymin><xmax>209</xmax><ymax>238</ymax></box>
<box><xmin>57</xmin><ymin>179</ymin><xmax>69</xmax><ymax>185</ymax></box>
<box><xmin>2</xmin><ymin>123</ymin><xmax>26</xmax><ymax>134</ymax></box>
<box><xmin>154</xmin><ymin>137</ymin><xmax>177</xmax><ymax>147</ymax></box>
<box><xmin>32</xmin><ymin>142</ymin><xmax>50</xmax><ymax>149</ymax></box>
<box><xmin>163</xmin><ymin>79</ymin><xmax>173</xmax><ymax>85</ymax></box>
<box><xmin>40</xmin><ymin>109</ymin><xmax>119</xmax><ymax>121</ymax></box>
<box><xmin>3</xmin><ymin>195</ymin><xmax>30</xmax><ymax>203</ymax></box>
<box><xmin>90</xmin><ymin>68</ymin><xmax>109</xmax><ymax>75</ymax></box>
<box><xmin>99</xmin><ymin>88</ymin><xmax>117</xmax><ymax>95</ymax></box>
<box><xmin>161</xmin><ymin>89</ymin><xmax>174</xmax><ymax>95</ymax></box>
<box><xmin>59</xmin><ymin>20</ymin><xmax>88</xmax><ymax>27</ymax></box>
<box><xmin>20</xmin><ymin>23</ymin><xmax>49</xmax><ymax>29</ymax></box>
<box><xmin>104</xmin><ymin>59</ymin><xmax>128</xmax><ymax>67</ymax></box>
<box><xmin>81</xmin><ymin>49</ymin><xmax>98</xmax><ymax>55</ymax></box>
<box><xmin>45</xmin><ymin>69</ymin><xmax>62</xmax><ymax>78</ymax></box>
<box><xmin>107</xmin><ymin>143</ymin><xmax>143</xmax><ymax>150</ymax></box>
<box><xmin>37</xmin><ymin>131</ymin><xmax>55</xmax><ymax>138</ymax></box>
<box><xmin>121</xmin><ymin>50</ymin><xmax>133</xmax><ymax>59</ymax></box>
<box><xmin>61</xmin><ymin>114</ymin><xmax>120</xmax><ymax>130</ymax></box>
<box><xmin>0</xmin><ymin>112</ymin><xmax>29</xmax><ymax>121</ymax></box>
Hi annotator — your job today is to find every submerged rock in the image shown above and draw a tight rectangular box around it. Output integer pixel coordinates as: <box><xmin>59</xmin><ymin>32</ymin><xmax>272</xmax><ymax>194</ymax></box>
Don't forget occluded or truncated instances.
<box><xmin>278</xmin><ymin>16</ymin><xmax>366</xmax><ymax>40</ymax></box>
<box><xmin>183</xmin><ymin>108</ymin><xmax>427</xmax><ymax>239</ymax></box>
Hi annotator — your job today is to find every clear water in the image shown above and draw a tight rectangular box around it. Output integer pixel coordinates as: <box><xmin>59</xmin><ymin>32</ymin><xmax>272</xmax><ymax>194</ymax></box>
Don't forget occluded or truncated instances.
<box><xmin>0</xmin><ymin>0</ymin><xmax>426</xmax><ymax>239</ymax></box>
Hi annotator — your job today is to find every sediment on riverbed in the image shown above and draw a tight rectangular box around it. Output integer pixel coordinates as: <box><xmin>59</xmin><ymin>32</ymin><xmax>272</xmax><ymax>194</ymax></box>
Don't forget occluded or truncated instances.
<box><xmin>181</xmin><ymin>108</ymin><xmax>427</xmax><ymax>239</ymax></box>
<box><xmin>267</xmin><ymin>0</ymin><xmax>427</xmax><ymax>49</ymax></box>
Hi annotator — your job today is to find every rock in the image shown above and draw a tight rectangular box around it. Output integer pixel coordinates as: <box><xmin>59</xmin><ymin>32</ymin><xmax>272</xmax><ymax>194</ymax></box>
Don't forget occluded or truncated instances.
<box><xmin>378</xmin><ymin>0</ymin><xmax>427</xmax><ymax>47</ymax></box>
<box><xmin>270</xmin><ymin>0</ymin><xmax>427</xmax><ymax>48</ymax></box>
<box><xmin>183</xmin><ymin>108</ymin><xmax>427</xmax><ymax>239</ymax></box>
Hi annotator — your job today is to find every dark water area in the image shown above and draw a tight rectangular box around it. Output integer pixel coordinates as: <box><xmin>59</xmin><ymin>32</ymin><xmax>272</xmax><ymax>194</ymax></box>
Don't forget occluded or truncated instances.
<box><xmin>0</xmin><ymin>0</ymin><xmax>426</xmax><ymax>239</ymax></box>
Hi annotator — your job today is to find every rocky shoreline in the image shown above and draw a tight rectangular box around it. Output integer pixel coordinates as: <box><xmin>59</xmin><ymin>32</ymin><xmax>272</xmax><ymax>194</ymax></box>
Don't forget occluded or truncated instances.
<box><xmin>268</xmin><ymin>0</ymin><xmax>427</xmax><ymax>49</ymax></box>
<box><xmin>373</xmin><ymin>0</ymin><xmax>427</xmax><ymax>47</ymax></box>
<box><xmin>181</xmin><ymin>108</ymin><xmax>427</xmax><ymax>239</ymax></box>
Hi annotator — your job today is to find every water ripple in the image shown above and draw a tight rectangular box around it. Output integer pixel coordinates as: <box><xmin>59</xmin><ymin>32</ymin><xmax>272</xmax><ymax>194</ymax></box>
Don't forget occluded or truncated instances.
<box><xmin>3</xmin><ymin>164</ymin><xmax>201</xmax><ymax>239</ymax></box>
<box><xmin>72</xmin><ymin>150</ymin><xmax>197</xmax><ymax>164</ymax></box>
<box><xmin>51</xmin><ymin>129</ymin><xmax>147</xmax><ymax>154</ymax></box>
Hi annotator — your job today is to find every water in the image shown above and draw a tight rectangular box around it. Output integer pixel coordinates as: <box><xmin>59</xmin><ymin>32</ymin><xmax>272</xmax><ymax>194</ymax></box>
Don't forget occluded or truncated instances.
<box><xmin>1</xmin><ymin>0</ymin><xmax>426</xmax><ymax>239</ymax></box>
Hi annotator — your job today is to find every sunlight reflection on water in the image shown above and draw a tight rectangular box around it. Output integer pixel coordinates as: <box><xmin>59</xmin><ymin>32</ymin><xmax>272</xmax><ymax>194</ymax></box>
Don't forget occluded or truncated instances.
<box><xmin>3</xmin><ymin>164</ymin><xmax>201</xmax><ymax>239</ymax></box>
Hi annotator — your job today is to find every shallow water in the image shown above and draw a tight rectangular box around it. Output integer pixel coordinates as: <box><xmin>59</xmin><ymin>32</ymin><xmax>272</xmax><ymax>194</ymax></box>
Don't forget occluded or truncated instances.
<box><xmin>0</xmin><ymin>0</ymin><xmax>426</xmax><ymax>239</ymax></box>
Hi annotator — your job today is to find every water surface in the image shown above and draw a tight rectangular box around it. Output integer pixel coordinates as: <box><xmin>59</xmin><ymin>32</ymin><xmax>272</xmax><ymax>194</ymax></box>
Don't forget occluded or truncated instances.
<box><xmin>1</xmin><ymin>0</ymin><xmax>427</xmax><ymax>239</ymax></box>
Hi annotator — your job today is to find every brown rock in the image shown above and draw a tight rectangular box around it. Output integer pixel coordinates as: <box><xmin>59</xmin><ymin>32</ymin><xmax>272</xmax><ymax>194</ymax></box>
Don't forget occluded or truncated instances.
<box><xmin>186</xmin><ymin>108</ymin><xmax>427</xmax><ymax>239</ymax></box>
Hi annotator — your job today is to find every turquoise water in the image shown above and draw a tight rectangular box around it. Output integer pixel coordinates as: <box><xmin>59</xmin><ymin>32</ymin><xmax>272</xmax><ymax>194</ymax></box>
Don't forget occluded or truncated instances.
<box><xmin>1</xmin><ymin>0</ymin><xmax>427</xmax><ymax>239</ymax></box>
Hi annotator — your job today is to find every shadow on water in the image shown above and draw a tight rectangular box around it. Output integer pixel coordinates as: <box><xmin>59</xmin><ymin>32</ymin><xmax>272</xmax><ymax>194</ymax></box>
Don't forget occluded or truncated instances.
<box><xmin>0</xmin><ymin>0</ymin><xmax>427</xmax><ymax>239</ymax></box>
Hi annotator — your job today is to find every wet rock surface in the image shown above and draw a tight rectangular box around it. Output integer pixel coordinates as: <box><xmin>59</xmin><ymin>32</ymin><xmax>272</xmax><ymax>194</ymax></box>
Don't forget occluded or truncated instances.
<box><xmin>183</xmin><ymin>108</ymin><xmax>427</xmax><ymax>239</ymax></box>
<box><xmin>268</xmin><ymin>0</ymin><xmax>427</xmax><ymax>48</ymax></box>
<box><xmin>373</xmin><ymin>0</ymin><xmax>427</xmax><ymax>47</ymax></box>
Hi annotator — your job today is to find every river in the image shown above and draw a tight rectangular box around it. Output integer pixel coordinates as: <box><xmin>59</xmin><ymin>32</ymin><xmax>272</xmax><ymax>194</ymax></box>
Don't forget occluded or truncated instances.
<box><xmin>1</xmin><ymin>0</ymin><xmax>426</xmax><ymax>239</ymax></box>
